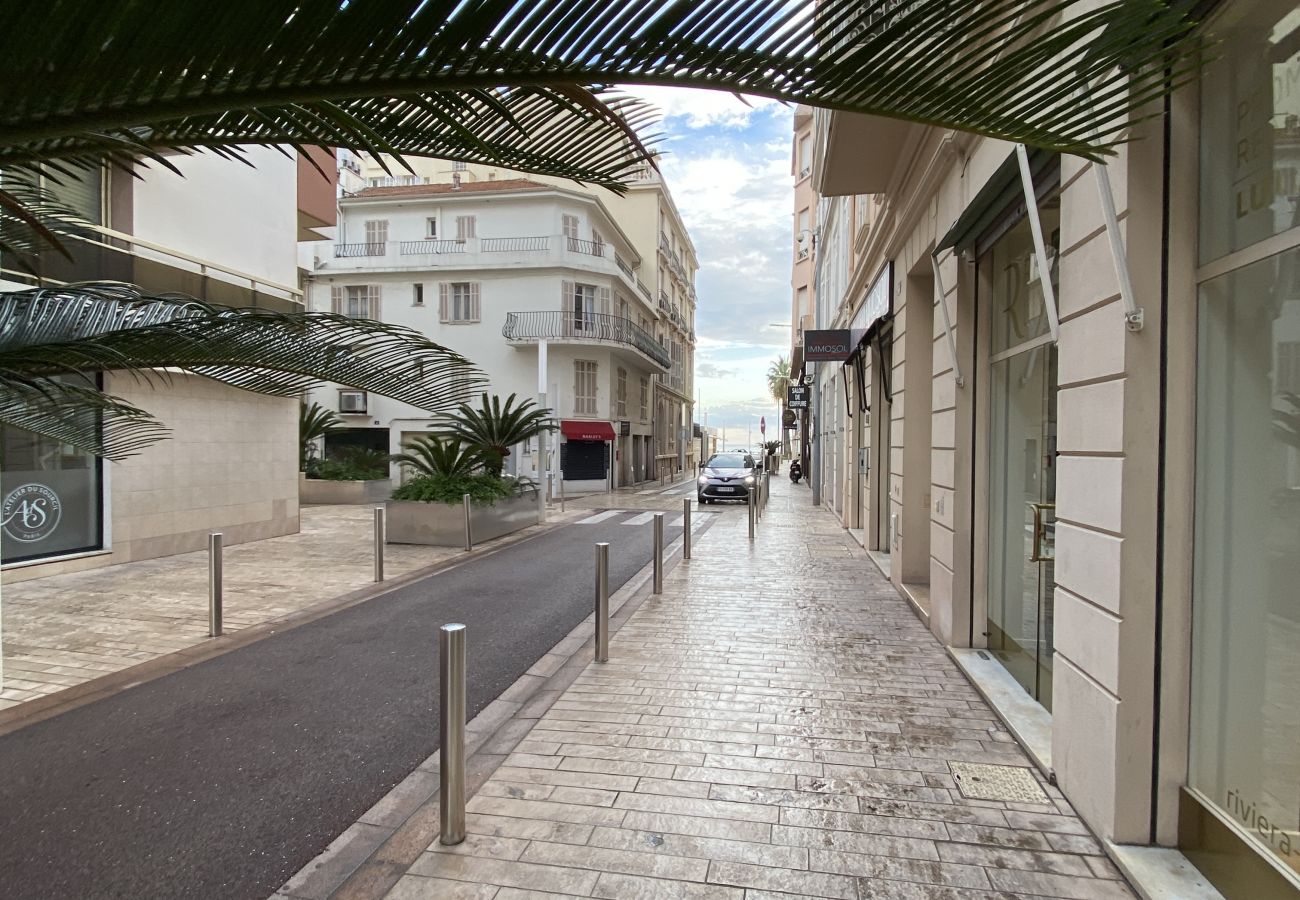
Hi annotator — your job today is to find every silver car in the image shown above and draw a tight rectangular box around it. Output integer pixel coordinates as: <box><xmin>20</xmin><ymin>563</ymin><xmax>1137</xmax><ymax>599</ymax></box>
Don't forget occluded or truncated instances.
<box><xmin>697</xmin><ymin>452</ymin><xmax>758</xmax><ymax>503</ymax></box>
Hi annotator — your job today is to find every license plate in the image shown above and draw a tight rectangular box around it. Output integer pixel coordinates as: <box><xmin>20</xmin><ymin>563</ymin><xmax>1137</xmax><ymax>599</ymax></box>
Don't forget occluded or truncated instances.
<box><xmin>716</xmin><ymin>486</ymin><xmax>736</xmax><ymax>493</ymax></box>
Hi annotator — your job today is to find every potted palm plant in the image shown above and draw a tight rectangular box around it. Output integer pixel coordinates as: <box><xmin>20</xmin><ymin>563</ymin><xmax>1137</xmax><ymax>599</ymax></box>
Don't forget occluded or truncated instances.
<box><xmin>298</xmin><ymin>402</ymin><xmax>395</xmax><ymax>504</ymax></box>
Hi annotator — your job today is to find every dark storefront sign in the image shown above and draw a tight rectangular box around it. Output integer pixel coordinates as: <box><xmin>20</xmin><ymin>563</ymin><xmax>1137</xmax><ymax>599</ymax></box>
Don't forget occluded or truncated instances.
<box><xmin>804</xmin><ymin>329</ymin><xmax>854</xmax><ymax>361</ymax></box>
<box><xmin>787</xmin><ymin>384</ymin><xmax>810</xmax><ymax>409</ymax></box>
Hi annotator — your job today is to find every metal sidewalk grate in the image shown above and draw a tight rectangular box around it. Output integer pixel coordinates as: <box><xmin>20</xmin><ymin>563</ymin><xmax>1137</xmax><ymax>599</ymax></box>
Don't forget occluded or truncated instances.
<box><xmin>949</xmin><ymin>762</ymin><xmax>1049</xmax><ymax>803</ymax></box>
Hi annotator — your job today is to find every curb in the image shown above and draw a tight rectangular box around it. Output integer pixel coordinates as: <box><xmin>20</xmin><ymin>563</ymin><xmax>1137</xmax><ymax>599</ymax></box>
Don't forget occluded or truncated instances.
<box><xmin>271</xmin><ymin>509</ymin><xmax>722</xmax><ymax>900</ymax></box>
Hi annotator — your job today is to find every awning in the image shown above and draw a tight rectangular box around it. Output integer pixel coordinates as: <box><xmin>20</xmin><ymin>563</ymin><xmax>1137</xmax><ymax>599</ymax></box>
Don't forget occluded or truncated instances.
<box><xmin>560</xmin><ymin>420</ymin><xmax>616</xmax><ymax>441</ymax></box>
<box><xmin>935</xmin><ymin>147</ymin><xmax>1055</xmax><ymax>254</ymax></box>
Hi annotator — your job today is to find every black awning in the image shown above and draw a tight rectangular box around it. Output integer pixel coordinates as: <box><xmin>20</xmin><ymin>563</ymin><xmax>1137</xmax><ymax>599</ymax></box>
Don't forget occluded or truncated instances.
<box><xmin>935</xmin><ymin>147</ymin><xmax>1054</xmax><ymax>254</ymax></box>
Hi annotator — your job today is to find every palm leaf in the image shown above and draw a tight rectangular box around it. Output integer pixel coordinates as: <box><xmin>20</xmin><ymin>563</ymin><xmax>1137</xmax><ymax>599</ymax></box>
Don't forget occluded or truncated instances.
<box><xmin>0</xmin><ymin>284</ymin><xmax>486</xmax><ymax>458</ymax></box>
<box><xmin>392</xmin><ymin>436</ymin><xmax>485</xmax><ymax>479</ymax></box>
<box><xmin>1</xmin><ymin>0</ymin><xmax>1201</xmax><ymax>159</ymax></box>
<box><xmin>434</xmin><ymin>392</ymin><xmax>557</xmax><ymax>477</ymax></box>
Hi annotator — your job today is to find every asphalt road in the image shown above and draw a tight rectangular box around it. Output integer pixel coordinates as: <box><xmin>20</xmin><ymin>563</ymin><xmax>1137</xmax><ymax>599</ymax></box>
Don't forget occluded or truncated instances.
<box><xmin>0</xmin><ymin>510</ymin><xmax>680</xmax><ymax>900</ymax></box>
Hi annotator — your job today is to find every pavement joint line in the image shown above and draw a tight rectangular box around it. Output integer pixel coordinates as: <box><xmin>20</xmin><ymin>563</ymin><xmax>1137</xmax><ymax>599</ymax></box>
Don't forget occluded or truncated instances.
<box><xmin>0</xmin><ymin>510</ymin><xmax>588</xmax><ymax>740</ymax></box>
<box><xmin>274</xmin><ymin>508</ymin><xmax>722</xmax><ymax>900</ymax></box>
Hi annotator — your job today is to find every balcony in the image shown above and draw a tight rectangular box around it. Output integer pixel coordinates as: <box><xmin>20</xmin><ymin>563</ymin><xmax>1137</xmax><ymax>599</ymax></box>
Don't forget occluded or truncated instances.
<box><xmin>657</xmin><ymin>291</ymin><xmax>670</xmax><ymax>313</ymax></box>
<box><xmin>502</xmin><ymin>311</ymin><xmax>670</xmax><ymax>371</ymax></box>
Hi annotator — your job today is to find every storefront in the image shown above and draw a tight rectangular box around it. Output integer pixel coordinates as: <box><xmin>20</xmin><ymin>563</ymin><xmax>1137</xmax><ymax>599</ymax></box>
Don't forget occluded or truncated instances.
<box><xmin>559</xmin><ymin>419</ymin><xmax>615</xmax><ymax>489</ymax></box>
<box><xmin>1179</xmin><ymin>0</ymin><xmax>1300</xmax><ymax>892</ymax></box>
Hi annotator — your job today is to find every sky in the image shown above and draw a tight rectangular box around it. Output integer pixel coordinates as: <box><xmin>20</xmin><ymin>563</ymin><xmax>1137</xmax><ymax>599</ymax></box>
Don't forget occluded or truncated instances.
<box><xmin>623</xmin><ymin>87</ymin><xmax>794</xmax><ymax>452</ymax></box>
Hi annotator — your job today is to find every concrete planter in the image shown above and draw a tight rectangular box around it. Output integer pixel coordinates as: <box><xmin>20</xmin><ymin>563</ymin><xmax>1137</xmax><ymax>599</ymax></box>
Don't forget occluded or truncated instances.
<box><xmin>385</xmin><ymin>489</ymin><xmax>539</xmax><ymax>546</ymax></box>
<box><xmin>299</xmin><ymin>474</ymin><xmax>392</xmax><ymax>505</ymax></box>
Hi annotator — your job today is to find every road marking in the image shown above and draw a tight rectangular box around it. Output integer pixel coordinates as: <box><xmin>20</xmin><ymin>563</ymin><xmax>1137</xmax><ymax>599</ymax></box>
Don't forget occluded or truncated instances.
<box><xmin>575</xmin><ymin>510</ymin><xmax>623</xmax><ymax>525</ymax></box>
<box><xmin>621</xmin><ymin>512</ymin><xmax>655</xmax><ymax>526</ymax></box>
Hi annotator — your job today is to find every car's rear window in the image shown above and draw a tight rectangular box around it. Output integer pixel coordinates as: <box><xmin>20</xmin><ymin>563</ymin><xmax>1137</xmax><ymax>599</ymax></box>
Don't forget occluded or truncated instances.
<box><xmin>707</xmin><ymin>454</ymin><xmax>750</xmax><ymax>468</ymax></box>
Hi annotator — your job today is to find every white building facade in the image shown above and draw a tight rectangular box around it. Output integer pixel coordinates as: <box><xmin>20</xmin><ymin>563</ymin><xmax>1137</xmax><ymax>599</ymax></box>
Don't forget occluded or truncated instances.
<box><xmin>307</xmin><ymin>179</ymin><xmax>674</xmax><ymax>491</ymax></box>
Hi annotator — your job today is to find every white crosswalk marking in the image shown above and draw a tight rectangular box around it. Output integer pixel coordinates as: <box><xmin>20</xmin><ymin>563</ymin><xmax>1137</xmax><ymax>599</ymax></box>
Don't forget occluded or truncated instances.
<box><xmin>575</xmin><ymin>510</ymin><xmax>623</xmax><ymax>525</ymax></box>
<box><xmin>621</xmin><ymin>512</ymin><xmax>655</xmax><ymax>526</ymax></box>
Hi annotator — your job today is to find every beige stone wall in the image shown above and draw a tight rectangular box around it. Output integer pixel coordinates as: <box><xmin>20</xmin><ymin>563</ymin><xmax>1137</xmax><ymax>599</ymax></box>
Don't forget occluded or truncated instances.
<box><xmin>6</xmin><ymin>373</ymin><xmax>299</xmax><ymax>583</ymax></box>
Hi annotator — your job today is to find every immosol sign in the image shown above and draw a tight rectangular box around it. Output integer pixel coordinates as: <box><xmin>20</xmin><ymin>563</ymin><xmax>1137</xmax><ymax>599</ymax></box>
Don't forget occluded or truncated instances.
<box><xmin>804</xmin><ymin>329</ymin><xmax>853</xmax><ymax>361</ymax></box>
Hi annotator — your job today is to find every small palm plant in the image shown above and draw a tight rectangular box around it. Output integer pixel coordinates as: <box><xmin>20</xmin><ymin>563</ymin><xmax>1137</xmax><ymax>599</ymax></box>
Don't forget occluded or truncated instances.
<box><xmin>391</xmin><ymin>436</ymin><xmax>484</xmax><ymax>479</ymax></box>
<box><xmin>436</xmin><ymin>393</ymin><xmax>556</xmax><ymax>479</ymax></box>
<box><xmin>299</xmin><ymin>402</ymin><xmax>342</xmax><ymax>471</ymax></box>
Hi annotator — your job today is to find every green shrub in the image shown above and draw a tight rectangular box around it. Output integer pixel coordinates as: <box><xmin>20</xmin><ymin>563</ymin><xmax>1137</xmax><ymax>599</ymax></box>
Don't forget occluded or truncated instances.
<box><xmin>391</xmin><ymin>472</ymin><xmax>517</xmax><ymax>505</ymax></box>
<box><xmin>308</xmin><ymin>446</ymin><xmax>388</xmax><ymax>481</ymax></box>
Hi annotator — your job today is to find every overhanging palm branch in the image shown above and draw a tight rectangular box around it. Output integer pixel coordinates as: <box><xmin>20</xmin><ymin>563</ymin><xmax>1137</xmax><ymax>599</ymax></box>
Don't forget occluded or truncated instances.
<box><xmin>300</xmin><ymin>401</ymin><xmax>342</xmax><ymax>470</ymax></box>
<box><xmin>436</xmin><ymin>392</ymin><xmax>557</xmax><ymax>478</ymax></box>
<box><xmin>392</xmin><ymin>436</ymin><xmax>485</xmax><ymax>479</ymax></box>
<box><xmin>0</xmin><ymin>0</ymin><xmax>1205</xmax><ymax>259</ymax></box>
<box><xmin>0</xmin><ymin>284</ymin><xmax>485</xmax><ymax>458</ymax></box>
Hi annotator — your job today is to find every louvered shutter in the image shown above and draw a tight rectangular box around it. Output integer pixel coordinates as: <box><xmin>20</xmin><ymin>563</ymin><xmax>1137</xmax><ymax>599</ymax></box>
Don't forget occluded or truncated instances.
<box><xmin>367</xmin><ymin>284</ymin><xmax>381</xmax><ymax>319</ymax></box>
<box><xmin>456</xmin><ymin>216</ymin><xmax>476</xmax><ymax>240</ymax></box>
<box><xmin>439</xmin><ymin>283</ymin><xmax>449</xmax><ymax>322</ymax></box>
<box><xmin>598</xmin><ymin>286</ymin><xmax>611</xmax><ymax>316</ymax></box>
<box><xmin>470</xmin><ymin>283</ymin><xmax>481</xmax><ymax>322</ymax></box>
<box><xmin>330</xmin><ymin>285</ymin><xmax>343</xmax><ymax>314</ymax></box>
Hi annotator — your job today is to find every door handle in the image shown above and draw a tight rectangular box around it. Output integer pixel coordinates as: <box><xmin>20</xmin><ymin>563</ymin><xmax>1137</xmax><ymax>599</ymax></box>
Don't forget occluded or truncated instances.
<box><xmin>1030</xmin><ymin>502</ymin><xmax>1055</xmax><ymax>562</ymax></box>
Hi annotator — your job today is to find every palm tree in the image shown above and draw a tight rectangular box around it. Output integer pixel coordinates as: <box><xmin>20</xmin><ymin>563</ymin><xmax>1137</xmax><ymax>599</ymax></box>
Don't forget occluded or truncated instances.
<box><xmin>436</xmin><ymin>393</ymin><xmax>557</xmax><ymax>479</ymax></box>
<box><xmin>0</xmin><ymin>0</ymin><xmax>1205</xmax><ymax>264</ymax></box>
<box><xmin>767</xmin><ymin>356</ymin><xmax>792</xmax><ymax>407</ymax></box>
<box><xmin>299</xmin><ymin>402</ymin><xmax>342</xmax><ymax>471</ymax></box>
<box><xmin>391</xmin><ymin>436</ymin><xmax>485</xmax><ymax>480</ymax></box>
<box><xmin>0</xmin><ymin>285</ymin><xmax>484</xmax><ymax>458</ymax></box>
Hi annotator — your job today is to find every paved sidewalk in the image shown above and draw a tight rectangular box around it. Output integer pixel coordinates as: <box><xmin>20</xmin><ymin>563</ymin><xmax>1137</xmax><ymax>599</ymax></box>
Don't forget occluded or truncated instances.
<box><xmin>378</xmin><ymin>476</ymin><xmax>1134</xmax><ymax>899</ymax></box>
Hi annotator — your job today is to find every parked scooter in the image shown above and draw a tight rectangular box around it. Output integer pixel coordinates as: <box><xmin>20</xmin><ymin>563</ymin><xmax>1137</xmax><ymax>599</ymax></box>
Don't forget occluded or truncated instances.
<box><xmin>789</xmin><ymin>459</ymin><xmax>803</xmax><ymax>483</ymax></box>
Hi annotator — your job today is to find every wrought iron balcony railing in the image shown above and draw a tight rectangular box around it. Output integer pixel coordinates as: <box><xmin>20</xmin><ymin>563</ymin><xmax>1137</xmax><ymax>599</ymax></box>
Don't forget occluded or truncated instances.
<box><xmin>502</xmin><ymin>311</ymin><xmax>670</xmax><ymax>370</ymax></box>
<box><xmin>335</xmin><ymin>242</ymin><xmax>386</xmax><ymax>257</ymax></box>
<box><xmin>399</xmin><ymin>239</ymin><xmax>465</xmax><ymax>255</ymax></box>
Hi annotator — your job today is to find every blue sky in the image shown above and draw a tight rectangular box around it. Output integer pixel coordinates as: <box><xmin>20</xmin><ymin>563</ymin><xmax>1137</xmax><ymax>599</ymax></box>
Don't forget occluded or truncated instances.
<box><xmin>625</xmin><ymin>88</ymin><xmax>794</xmax><ymax>451</ymax></box>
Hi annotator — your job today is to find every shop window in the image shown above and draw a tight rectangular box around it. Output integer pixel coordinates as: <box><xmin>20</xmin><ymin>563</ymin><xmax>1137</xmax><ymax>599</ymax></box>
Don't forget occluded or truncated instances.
<box><xmin>1191</xmin><ymin>245</ymin><xmax>1300</xmax><ymax>880</ymax></box>
<box><xmin>1</xmin><ymin>375</ymin><xmax>103</xmax><ymax>564</ymax></box>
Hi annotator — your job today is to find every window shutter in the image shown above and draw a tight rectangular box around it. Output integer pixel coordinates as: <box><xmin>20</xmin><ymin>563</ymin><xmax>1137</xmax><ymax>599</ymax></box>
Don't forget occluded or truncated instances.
<box><xmin>470</xmin><ymin>283</ymin><xmax>481</xmax><ymax>322</ymax></box>
<box><xmin>561</xmin><ymin>280</ymin><xmax>574</xmax><ymax>309</ymax></box>
<box><xmin>439</xmin><ymin>283</ymin><xmax>449</xmax><ymax>323</ymax></box>
<box><xmin>562</xmin><ymin>214</ymin><xmax>578</xmax><ymax>239</ymax></box>
<box><xmin>598</xmin><ymin>286</ymin><xmax>611</xmax><ymax>316</ymax></box>
<box><xmin>367</xmin><ymin>284</ymin><xmax>381</xmax><ymax>319</ymax></box>
<box><xmin>330</xmin><ymin>285</ymin><xmax>342</xmax><ymax>314</ymax></box>
<box><xmin>456</xmin><ymin>216</ymin><xmax>476</xmax><ymax>240</ymax></box>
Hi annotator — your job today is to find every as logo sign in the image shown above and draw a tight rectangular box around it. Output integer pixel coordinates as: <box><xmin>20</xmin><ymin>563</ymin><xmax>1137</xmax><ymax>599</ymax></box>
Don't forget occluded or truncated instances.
<box><xmin>2</xmin><ymin>483</ymin><xmax>63</xmax><ymax>543</ymax></box>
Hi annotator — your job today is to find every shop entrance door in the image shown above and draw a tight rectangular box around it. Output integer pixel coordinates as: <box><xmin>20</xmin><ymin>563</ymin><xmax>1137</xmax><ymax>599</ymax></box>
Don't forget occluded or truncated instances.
<box><xmin>987</xmin><ymin>344</ymin><xmax>1057</xmax><ymax>709</ymax></box>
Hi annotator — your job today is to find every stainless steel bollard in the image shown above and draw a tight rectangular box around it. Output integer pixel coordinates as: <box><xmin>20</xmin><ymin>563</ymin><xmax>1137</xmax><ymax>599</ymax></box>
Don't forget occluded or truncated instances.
<box><xmin>595</xmin><ymin>543</ymin><xmax>610</xmax><ymax>662</ymax></box>
<box><xmin>559</xmin><ymin>475</ymin><xmax>566</xmax><ymax>512</ymax></box>
<box><xmin>374</xmin><ymin>506</ymin><xmax>385</xmax><ymax>582</ymax></box>
<box><xmin>652</xmin><ymin>512</ymin><xmax>664</xmax><ymax>594</ymax></box>
<box><xmin>208</xmin><ymin>532</ymin><xmax>223</xmax><ymax>637</ymax></box>
<box><xmin>748</xmin><ymin>488</ymin><xmax>756</xmax><ymax>541</ymax></box>
<box><xmin>547</xmin><ymin>473</ymin><xmax>554</xmax><ymax>504</ymax></box>
<box><xmin>682</xmin><ymin>497</ymin><xmax>691</xmax><ymax>561</ymax></box>
<box><xmin>462</xmin><ymin>493</ymin><xmax>473</xmax><ymax>552</ymax></box>
<box><xmin>438</xmin><ymin>623</ymin><xmax>467</xmax><ymax>845</ymax></box>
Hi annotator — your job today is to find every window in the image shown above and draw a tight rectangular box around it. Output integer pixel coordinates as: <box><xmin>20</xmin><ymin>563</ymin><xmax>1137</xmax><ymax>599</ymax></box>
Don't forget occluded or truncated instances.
<box><xmin>331</xmin><ymin>284</ymin><xmax>381</xmax><ymax>319</ymax></box>
<box><xmin>798</xmin><ymin>134</ymin><xmax>811</xmax><ymax>177</ymax></box>
<box><xmin>616</xmin><ymin>368</ymin><xmax>627</xmax><ymax>418</ymax></box>
<box><xmin>574</xmin><ymin>361</ymin><xmax>598</xmax><ymax>416</ymax></box>
<box><xmin>338</xmin><ymin>390</ymin><xmax>368</xmax><ymax>414</ymax></box>
<box><xmin>563</xmin><ymin>214</ymin><xmax>579</xmax><ymax>250</ymax></box>
<box><xmin>412</xmin><ymin>283</ymin><xmax>424</xmax><ymax>306</ymax></box>
<box><xmin>364</xmin><ymin>219</ymin><xmax>388</xmax><ymax>252</ymax></box>
<box><xmin>592</xmin><ymin>229</ymin><xmax>605</xmax><ymax>257</ymax></box>
<box><xmin>425</xmin><ymin>217</ymin><xmax>438</xmax><ymax>239</ymax></box>
<box><xmin>399</xmin><ymin>175</ymin><xmax>418</xmax><ymax>186</ymax></box>
<box><xmin>563</xmin><ymin>281</ymin><xmax>604</xmax><ymax>331</ymax></box>
<box><xmin>452</xmin><ymin>160</ymin><xmax>467</xmax><ymax>172</ymax></box>
<box><xmin>439</xmin><ymin>282</ymin><xmax>481</xmax><ymax>323</ymax></box>
<box><xmin>639</xmin><ymin>377</ymin><xmax>649</xmax><ymax>422</ymax></box>
<box><xmin>455</xmin><ymin>215</ymin><xmax>476</xmax><ymax>241</ymax></box>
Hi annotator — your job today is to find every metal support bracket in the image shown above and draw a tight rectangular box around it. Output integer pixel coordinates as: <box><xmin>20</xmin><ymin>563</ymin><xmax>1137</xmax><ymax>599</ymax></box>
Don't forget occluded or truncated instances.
<box><xmin>1015</xmin><ymin>144</ymin><xmax>1060</xmax><ymax>343</ymax></box>
<box><xmin>931</xmin><ymin>253</ymin><xmax>966</xmax><ymax>388</ymax></box>
<box><xmin>1092</xmin><ymin>159</ymin><xmax>1145</xmax><ymax>332</ymax></box>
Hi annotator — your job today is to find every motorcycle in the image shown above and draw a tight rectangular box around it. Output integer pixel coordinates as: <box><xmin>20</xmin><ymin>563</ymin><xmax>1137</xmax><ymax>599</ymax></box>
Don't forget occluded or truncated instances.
<box><xmin>789</xmin><ymin>460</ymin><xmax>803</xmax><ymax>484</ymax></box>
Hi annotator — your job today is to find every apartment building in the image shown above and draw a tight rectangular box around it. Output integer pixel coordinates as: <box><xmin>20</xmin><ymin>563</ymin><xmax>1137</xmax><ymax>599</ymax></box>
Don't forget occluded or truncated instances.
<box><xmin>310</xmin><ymin>154</ymin><xmax>699</xmax><ymax>484</ymax></box>
<box><xmin>0</xmin><ymin>148</ymin><xmax>336</xmax><ymax>582</ymax></box>
<box><xmin>789</xmin><ymin>106</ymin><xmax>819</xmax><ymax>470</ymax></box>
<box><xmin>801</xmin><ymin>1</ymin><xmax>1299</xmax><ymax>896</ymax></box>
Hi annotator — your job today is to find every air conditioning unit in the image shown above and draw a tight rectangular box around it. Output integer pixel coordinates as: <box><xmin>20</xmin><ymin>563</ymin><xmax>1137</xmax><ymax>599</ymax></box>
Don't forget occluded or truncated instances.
<box><xmin>339</xmin><ymin>390</ymin><xmax>368</xmax><ymax>414</ymax></box>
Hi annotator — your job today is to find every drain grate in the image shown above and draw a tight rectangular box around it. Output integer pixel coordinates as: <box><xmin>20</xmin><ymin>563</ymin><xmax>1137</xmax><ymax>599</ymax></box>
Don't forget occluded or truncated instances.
<box><xmin>949</xmin><ymin>762</ymin><xmax>1049</xmax><ymax>803</ymax></box>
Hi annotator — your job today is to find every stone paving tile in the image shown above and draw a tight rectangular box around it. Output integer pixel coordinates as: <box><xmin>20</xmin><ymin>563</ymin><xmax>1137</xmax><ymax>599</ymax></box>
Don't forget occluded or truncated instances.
<box><xmin>381</xmin><ymin>477</ymin><xmax>1134</xmax><ymax>900</ymax></box>
<box><xmin>0</xmin><ymin>504</ymin><xmax>584</xmax><ymax>708</ymax></box>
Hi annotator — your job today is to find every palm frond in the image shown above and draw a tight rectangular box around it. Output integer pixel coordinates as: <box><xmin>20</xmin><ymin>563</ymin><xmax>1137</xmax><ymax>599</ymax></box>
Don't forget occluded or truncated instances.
<box><xmin>1</xmin><ymin>0</ymin><xmax>1202</xmax><ymax>160</ymax></box>
<box><xmin>392</xmin><ymin>436</ymin><xmax>484</xmax><ymax>479</ymax></box>
<box><xmin>434</xmin><ymin>392</ymin><xmax>557</xmax><ymax>477</ymax></box>
<box><xmin>0</xmin><ymin>284</ymin><xmax>486</xmax><ymax>458</ymax></box>
<box><xmin>0</xmin><ymin>375</ymin><xmax>169</xmax><ymax>459</ymax></box>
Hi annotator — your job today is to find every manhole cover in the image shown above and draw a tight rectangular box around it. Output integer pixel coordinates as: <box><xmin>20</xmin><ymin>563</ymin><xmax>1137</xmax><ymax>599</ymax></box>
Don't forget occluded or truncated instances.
<box><xmin>949</xmin><ymin>762</ymin><xmax>1048</xmax><ymax>803</ymax></box>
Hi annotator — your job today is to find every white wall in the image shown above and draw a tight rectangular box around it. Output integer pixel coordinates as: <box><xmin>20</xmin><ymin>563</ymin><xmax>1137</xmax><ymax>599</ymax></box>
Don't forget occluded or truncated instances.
<box><xmin>132</xmin><ymin>146</ymin><xmax>299</xmax><ymax>288</ymax></box>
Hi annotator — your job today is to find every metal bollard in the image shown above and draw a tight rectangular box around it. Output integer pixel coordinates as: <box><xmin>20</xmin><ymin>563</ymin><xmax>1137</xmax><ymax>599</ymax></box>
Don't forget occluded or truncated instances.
<box><xmin>755</xmin><ymin>478</ymin><xmax>763</xmax><ymax>522</ymax></box>
<box><xmin>438</xmin><ymin>623</ymin><xmax>467</xmax><ymax>845</ymax></box>
<box><xmin>559</xmin><ymin>475</ymin><xmax>566</xmax><ymax>512</ymax></box>
<box><xmin>547</xmin><ymin>473</ymin><xmax>554</xmax><ymax>504</ymax></box>
<box><xmin>462</xmin><ymin>493</ymin><xmax>473</xmax><ymax>552</ymax></box>
<box><xmin>595</xmin><ymin>543</ymin><xmax>609</xmax><ymax>662</ymax></box>
<box><xmin>748</xmin><ymin>488</ymin><xmax>756</xmax><ymax>541</ymax></box>
<box><xmin>374</xmin><ymin>506</ymin><xmax>385</xmax><ymax>582</ymax></box>
<box><xmin>652</xmin><ymin>512</ymin><xmax>664</xmax><ymax>594</ymax></box>
<box><xmin>682</xmin><ymin>497</ymin><xmax>691</xmax><ymax>561</ymax></box>
<box><xmin>208</xmin><ymin>532</ymin><xmax>223</xmax><ymax>637</ymax></box>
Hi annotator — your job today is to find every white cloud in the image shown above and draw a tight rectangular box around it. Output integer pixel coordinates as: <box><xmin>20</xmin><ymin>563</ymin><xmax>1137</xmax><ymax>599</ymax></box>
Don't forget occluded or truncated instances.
<box><xmin>622</xmin><ymin>86</ymin><xmax>782</xmax><ymax>130</ymax></box>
